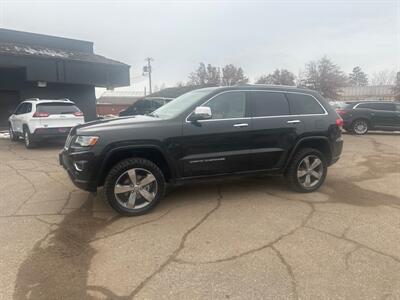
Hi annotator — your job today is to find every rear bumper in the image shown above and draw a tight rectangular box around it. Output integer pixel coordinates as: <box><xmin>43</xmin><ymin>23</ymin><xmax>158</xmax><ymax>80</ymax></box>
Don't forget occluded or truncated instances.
<box><xmin>329</xmin><ymin>137</ymin><xmax>343</xmax><ymax>166</ymax></box>
<box><xmin>33</xmin><ymin>127</ymin><xmax>71</xmax><ymax>140</ymax></box>
<box><xmin>59</xmin><ymin>149</ymin><xmax>97</xmax><ymax>192</ymax></box>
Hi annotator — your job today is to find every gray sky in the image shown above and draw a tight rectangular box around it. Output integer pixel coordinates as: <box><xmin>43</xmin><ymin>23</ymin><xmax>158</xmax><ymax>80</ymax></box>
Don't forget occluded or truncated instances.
<box><xmin>2</xmin><ymin>0</ymin><xmax>399</xmax><ymax>93</ymax></box>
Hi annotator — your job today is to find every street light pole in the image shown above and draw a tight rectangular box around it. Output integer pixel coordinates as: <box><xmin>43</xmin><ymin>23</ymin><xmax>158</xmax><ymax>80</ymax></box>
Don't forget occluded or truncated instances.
<box><xmin>145</xmin><ymin>57</ymin><xmax>153</xmax><ymax>94</ymax></box>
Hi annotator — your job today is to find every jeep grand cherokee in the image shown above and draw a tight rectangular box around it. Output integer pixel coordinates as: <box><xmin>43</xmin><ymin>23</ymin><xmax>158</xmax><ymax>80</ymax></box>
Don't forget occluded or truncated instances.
<box><xmin>60</xmin><ymin>85</ymin><xmax>343</xmax><ymax>216</ymax></box>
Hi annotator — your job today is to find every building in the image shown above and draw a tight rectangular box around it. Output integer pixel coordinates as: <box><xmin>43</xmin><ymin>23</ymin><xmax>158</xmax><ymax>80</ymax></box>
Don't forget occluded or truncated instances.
<box><xmin>339</xmin><ymin>85</ymin><xmax>395</xmax><ymax>101</ymax></box>
<box><xmin>96</xmin><ymin>90</ymin><xmax>144</xmax><ymax>116</ymax></box>
<box><xmin>0</xmin><ymin>28</ymin><xmax>130</xmax><ymax>127</ymax></box>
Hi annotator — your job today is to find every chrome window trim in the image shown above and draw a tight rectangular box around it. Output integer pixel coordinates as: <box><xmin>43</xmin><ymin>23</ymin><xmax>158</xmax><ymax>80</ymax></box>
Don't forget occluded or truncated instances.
<box><xmin>185</xmin><ymin>89</ymin><xmax>328</xmax><ymax>123</ymax></box>
<box><xmin>353</xmin><ymin>102</ymin><xmax>395</xmax><ymax>112</ymax></box>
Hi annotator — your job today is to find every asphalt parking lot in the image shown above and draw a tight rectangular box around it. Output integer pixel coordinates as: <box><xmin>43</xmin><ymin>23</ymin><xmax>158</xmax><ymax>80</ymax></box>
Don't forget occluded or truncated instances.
<box><xmin>0</xmin><ymin>133</ymin><xmax>399</xmax><ymax>299</ymax></box>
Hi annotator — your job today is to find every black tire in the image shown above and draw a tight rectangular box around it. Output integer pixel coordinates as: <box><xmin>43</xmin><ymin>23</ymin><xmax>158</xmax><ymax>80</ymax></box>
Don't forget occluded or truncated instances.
<box><xmin>9</xmin><ymin>124</ymin><xmax>18</xmax><ymax>141</ymax></box>
<box><xmin>351</xmin><ymin>119</ymin><xmax>369</xmax><ymax>135</ymax></box>
<box><xmin>104</xmin><ymin>158</ymin><xmax>166</xmax><ymax>216</ymax></box>
<box><xmin>285</xmin><ymin>148</ymin><xmax>327</xmax><ymax>193</ymax></box>
<box><xmin>23</xmin><ymin>127</ymin><xmax>36</xmax><ymax>149</ymax></box>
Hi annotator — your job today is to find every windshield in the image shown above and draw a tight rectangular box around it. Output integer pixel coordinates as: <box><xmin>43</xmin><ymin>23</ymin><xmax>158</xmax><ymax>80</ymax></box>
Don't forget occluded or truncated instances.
<box><xmin>150</xmin><ymin>89</ymin><xmax>212</xmax><ymax>118</ymax></box>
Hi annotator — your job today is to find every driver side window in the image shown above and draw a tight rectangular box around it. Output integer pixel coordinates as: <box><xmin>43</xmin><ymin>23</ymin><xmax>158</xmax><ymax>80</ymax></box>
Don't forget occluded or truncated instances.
<box><xmin>15</xmin><ymin>103</ymin><xmax>26</xmax><ymax>115</ymax></box>
<box><xmin>204</xmin><ymin>92</ymin><xmax>246</xmax><ymax>119</ymax></box>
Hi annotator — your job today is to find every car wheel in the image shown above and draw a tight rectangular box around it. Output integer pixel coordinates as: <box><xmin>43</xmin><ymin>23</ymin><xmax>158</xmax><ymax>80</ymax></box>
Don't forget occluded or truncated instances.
<box><xmin>9</xmin><ymin>124</ymin><xmax>18</xmax><ymax>141</ymax></box>
<box><xmin>285</xmin><ymin>148</ymin><xmax>327</xmax><ymax>193</ymax></box>
<box><xmin>104</xmin><ymin>158</ymin><xmax>166</xmax><ymax>216</ymax></box>
<box><xmin>23</xmin><ymin>127</ymin><xmax>35</xmax><ymax>149</ymax></box>
<box><xmin>352</xmin><ymin>119</ymin><xmax>368</xmax><ymax>135</ymax></box>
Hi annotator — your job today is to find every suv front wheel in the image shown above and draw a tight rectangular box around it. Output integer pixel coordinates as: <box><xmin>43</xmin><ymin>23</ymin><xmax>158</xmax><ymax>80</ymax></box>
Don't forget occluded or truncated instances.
<box><xmin>9</xmin><ymin>124</ymin><xmax>18</xmax><ymax>141</ymax></box>
<box><xmin>104</xmin><ymin>158</ymin><xmax>166</xmax><ymax>216</ymax></box>
<box><xmin>285</xmin><ymin>148</ymin><xmax>327</xmax><ymax>193</ymax></box>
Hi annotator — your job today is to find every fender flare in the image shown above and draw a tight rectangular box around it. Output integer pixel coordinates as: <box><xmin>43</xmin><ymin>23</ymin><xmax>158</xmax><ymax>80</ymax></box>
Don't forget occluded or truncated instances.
<box><xmin>96</xmin><ymin>143</ymin><xmax>178</xmax><ymax>185</ymax></box>
<box><xmin>283</xmin><ymin>136</ymin><xmax>331</xmax><ymax>171</ymax></box>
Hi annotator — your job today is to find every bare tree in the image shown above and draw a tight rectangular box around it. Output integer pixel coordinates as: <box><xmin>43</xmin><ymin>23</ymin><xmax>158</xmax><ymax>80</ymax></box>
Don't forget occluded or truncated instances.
<box><xmin>188</xmin><ymin>62</ymin><xmax>221</xmax><ymax>86</ymax></box>
<box><xmin>349</xmin><ymin>66</ymin><xmax>368</xmax><ymax>86</ymax></box>
<box><xmin>370</xmin><ymin>70</ymin><xmax>396</xmax><ymax>85</ymax></box>
<box><xmin>256</xmin><ymin>69</ymin><xmax>295</xmax><ymax>86</ymax></box>
<box><xmin>221</xmin><ymin>64</ymin><xmax>248</xmax><ymax>86</ymax></box>
<box><xmin>298</xmin><ymin>56</ymin><xmax>347</xmax><ymax>99</ymax></box>
<box><xmin>393</xmin><ymin>71</ymin><xmax>400</xmax><ymax>101</ymax></box>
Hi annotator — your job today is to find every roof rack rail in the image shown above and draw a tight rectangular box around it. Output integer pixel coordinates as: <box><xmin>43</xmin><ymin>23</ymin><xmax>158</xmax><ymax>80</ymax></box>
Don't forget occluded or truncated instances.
<box><xmin>245</xmin><ymin>83</ymin><xmax>298</xmax><ymax>88</ymax></box>
<box><xmin>26</xmin><ymin>98</ymin><xmax>40</xmax><ymax>101</ymax></box>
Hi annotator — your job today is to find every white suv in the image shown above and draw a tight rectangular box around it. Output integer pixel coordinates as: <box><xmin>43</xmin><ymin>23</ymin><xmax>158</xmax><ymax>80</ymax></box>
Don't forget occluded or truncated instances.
<box><xmin>8</xmin><ymin>98</ymin><xmax>85</xmax><ymax>148</ymax></box>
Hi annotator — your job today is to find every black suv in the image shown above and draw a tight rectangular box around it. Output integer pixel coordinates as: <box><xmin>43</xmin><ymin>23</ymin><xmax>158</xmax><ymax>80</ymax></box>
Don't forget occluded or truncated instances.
<box><xmin>336</xmin><ymin>101</ymin><xmax>400</xmax><ymax>134</ymax></box>
<box><xmin>60</xmin><ymin>86</ymin><xmax>343</xmax><ymax>216</ymax></box>
<box><xmin>118</xmin><ymin>97</ymin><xmax>173</xmax><ymax>117</ymax></box>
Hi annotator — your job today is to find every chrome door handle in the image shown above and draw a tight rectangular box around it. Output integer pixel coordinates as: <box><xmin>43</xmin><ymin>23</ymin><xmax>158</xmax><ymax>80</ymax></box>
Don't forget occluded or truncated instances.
<box><xmin>287</xmin><ymin>120</ymin><xmax>301</xmax><ymax>124</ymax></box>
<box><xmin>233</xmin><ymin>123</ymin><xmax>248</xmax><ymax>128</ymax></box>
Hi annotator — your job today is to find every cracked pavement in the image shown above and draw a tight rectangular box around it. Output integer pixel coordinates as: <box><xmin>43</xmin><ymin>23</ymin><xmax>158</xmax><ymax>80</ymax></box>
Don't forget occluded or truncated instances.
<box><xmin>0</xmin><ymin>133</ymin><xmax>399</xmax><ymax>299</ymax></box>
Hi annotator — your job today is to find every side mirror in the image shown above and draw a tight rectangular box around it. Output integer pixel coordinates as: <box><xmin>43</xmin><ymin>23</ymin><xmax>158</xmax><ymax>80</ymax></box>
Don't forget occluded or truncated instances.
<box><xmin>189</xmin><ymin>106</ymin><xmax>212</xmax><ymax>122</ymax></box>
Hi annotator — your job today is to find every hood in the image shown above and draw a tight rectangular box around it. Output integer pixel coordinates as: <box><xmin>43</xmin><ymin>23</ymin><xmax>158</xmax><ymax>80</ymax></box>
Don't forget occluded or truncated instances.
<box><xmin>73</xmin><ymin>115</ymin><xmax>160</xmax><ymax>135</ymax></box>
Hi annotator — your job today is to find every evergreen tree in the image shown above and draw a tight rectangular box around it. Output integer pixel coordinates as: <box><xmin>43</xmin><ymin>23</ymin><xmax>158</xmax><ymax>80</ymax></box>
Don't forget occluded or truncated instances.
<box><xmin>349</xmin><ymin>66</ymin><xmax>368</xmax><ymax>86</ymax></box>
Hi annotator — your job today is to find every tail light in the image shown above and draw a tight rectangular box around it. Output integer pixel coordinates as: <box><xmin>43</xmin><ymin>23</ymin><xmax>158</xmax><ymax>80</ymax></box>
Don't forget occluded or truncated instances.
<box><xmin>336</xmin><ymin>118</ymin><xmax>344</xmax><ymax>129</ymax></box>
<box><xmin>74</xmin><ymin>111</ymin><xmax>84</xmax><ymax>116</ymax></box>
<box><xmin>33</xmin><ymin>112</ymin><xmax>49</xmax><ymax>117</ymax></box>
<box><xmin>336</xmin><ymin>109</ymin><xmax>347</xmax><ymax>117</ymax></box>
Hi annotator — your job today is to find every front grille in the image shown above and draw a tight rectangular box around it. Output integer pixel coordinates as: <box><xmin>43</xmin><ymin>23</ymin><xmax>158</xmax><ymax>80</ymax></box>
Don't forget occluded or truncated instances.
<box><xmin>64</xmin><ymin>134</ymin><xmax>74</xmax><ymax>150</ymax></box>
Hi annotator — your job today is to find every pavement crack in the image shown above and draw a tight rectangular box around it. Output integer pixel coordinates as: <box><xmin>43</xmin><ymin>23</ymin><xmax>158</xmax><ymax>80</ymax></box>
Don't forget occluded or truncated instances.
<box><xmin>306</xmin><ymin>226</ymin><xmax>400</xmax><ymax>264</ymax></box>
<box><xmin>271</xmin><ymin>245</ymin><xmax>298</xmax><ymax>300</ymax></box>
<box><xmin>125</xmin><ymin>186</ymin><xmax>223</xmax><ymax>299</ymax></box>
<box><xmin>175</xmin><ymin>198</ymin><xmax>315</xmax><ymax>265</ymax></box>
<box><xmin>90</xmin><ymin>209</ymin><xmax>172</xmax><ymax>242</ymax></box>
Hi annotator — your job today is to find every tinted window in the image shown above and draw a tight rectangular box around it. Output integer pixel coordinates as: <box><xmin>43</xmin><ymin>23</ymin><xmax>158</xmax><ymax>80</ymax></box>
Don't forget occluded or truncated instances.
<box><xmin>287</xmin><ymin>93</ymin><xmax>325</xmax><ymax>115</ymax></box>
<box><xmin>373</xmin><ymin>103</ymin><xmax>395</xmax><ymax>111</ymax></box>
<box><xmin>36</xmin><ymin>103</ymin><xmax>80</xmax><ymax>115</ymax></box>
<box><xmin>204</xmin><ymin>91</ymin><xmax>246</xmax><ymax>119</ymax></box>
<box><xmin>26</xmin><ymin>103</ymin><xmax>32</xmax><ymax>113</ymax></box>
<box><xmin>15</xmin><ymin>103</ymin><xmax>26</xmax><ymax>114</ymax></box>
<box><xmin>250</xmin><ymin>91</ymin><xmax>289</xmax><ymax>117</ymax></box>
<box><xmin>356</xmin><ymin>103</ymin><xmax>377</xmax><ymax>109</ymax></box>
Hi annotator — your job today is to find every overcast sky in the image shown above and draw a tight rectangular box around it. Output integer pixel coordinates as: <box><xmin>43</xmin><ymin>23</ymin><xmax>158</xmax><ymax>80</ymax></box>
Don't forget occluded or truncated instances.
<box><xmin>1</xmin><ymin>0</ymin><xmax>399</xmax><ymax>94</ymax></box>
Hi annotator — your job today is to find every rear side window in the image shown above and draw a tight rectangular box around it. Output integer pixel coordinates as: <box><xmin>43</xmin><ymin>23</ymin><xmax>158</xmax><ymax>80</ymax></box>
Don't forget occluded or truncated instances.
<box><xmin>356</xmin><ymin>103</ymin><xmax>376</xmax><ymax>109</ymax></box>
<box><xmin>36</xmin><ymin>103</ymin><xmax>80</xmax><ymax>115</ymax></box>
<box><xmin>250</xmin><ymin>91</ymin><xmax>289</xmax><ymax>117</ymax></box>
<box><xmin>373</xmin><ymin>103</ymin><xmax>395</xmax><ymax>111</ymax></box>
<box><xmin>286</xmin><ymin>93</ymin><xmax>325</xmax><ymax>115</ymax></box>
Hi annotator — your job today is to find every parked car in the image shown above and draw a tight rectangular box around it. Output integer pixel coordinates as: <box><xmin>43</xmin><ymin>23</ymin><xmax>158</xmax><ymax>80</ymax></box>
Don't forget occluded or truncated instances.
<box><xmin>8</xmin><ymin>98</ymin><xmax>84</xmax><ymax>148</ymax></box>
<box><xmin>118</xmin><ymin>97</ymin><xmax>173</xmax><ymax>117</ymax></box>
<box><xmin>335</xmin><ymin>100</ymin><xmax>400</xmax><ymax>134</ymax></box>
<box><xmin>60</xmin><ymin>86</ymin><xmax>343</xmax><ymax>216</ymax></box>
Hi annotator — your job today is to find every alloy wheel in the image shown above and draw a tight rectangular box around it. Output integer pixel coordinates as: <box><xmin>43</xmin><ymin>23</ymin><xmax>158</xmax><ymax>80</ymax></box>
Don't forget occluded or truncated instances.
<box><xmin>114</xmin><ymin>168</ymin><xmax>158</xmax><ymax>210</ymax></box>
<box><xmin>353</xmin><ymin>120</ymin><xmax>368</xmax><ymax>135</ymax></box>
<box><xmin>9</xmin><ymin>126</ymin><xmax>14</xmax><ymax>140</ymax></box>
<box><xmin>24</xmin><ymin>131</ymin><xmax>30</xmax><ymax>147</ymax></box>
<box><xmin>296</xmin><ymin>155</ymin><xmax>324</xmax><ymax>189</ymax></box>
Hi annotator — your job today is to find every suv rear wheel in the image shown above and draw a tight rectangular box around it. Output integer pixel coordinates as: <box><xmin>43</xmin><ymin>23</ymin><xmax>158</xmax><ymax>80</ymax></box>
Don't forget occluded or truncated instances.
<box><xmin>23</xmin><ymin>127</ymin><xmax>36</xmax><ymax>149</ymax></box>
<box><xmin>352</xmin><ymin>119</ymin><xmax>368</xmax><ymax>135</ymax></box>
<box><xmin>104</xmin><ymin>158</ymin><xmax>166</xmax><ymax>216</ymax></box>
<box><xmin>285</xmin><ymin>148</ymin><xmax>327</xmax><ymax>193</ymax></box>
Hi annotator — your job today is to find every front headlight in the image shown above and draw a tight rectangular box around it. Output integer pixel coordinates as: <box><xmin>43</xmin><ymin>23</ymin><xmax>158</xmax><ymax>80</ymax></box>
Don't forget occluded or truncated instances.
<box><xmin>74</xmin><ymin>136</ymin><xmax>99</xmax><ymax>147</ymax></box>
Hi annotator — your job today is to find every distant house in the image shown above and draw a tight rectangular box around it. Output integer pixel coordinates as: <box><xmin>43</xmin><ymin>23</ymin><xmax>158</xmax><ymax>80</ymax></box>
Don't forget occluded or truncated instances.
<box><xmin>96</xmin><ymin>90</ymin><xmax>144</xmax><ymax>116</ymax></box>
<box><xmin>339</xmin><ymin>85</ymin><xmax>395</xmax><ymax>101</ymax></box>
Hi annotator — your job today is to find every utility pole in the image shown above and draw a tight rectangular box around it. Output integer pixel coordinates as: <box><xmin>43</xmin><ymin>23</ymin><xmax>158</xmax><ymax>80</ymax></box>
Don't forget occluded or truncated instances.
<box><xmin>143</xmin><ymin>57</ymin><xmax>153</xmax><ymax>94</ymax></box>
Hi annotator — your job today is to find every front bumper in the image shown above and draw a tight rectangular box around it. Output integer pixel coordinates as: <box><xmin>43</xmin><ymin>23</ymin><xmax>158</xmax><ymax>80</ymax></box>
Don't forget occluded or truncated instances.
<box><xmin>59</xmin><ymin>149</ymin><xmax>97</xmax><ymax>192</ymax></box>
